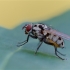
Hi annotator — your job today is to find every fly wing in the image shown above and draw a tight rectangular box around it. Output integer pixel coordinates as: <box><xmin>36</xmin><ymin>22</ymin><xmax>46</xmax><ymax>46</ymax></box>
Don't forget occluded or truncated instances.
<box><xmin>45</xmin><ymin>28</ymin><xmax>70</xmax><ymax>40</ymax></box>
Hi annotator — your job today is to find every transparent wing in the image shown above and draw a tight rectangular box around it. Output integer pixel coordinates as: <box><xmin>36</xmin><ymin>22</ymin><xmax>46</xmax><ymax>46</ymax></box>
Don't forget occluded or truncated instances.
<box><xmin>45</xmin><ymin>28</ymin><xmax>70</xmax><ymax>40</ymax></box>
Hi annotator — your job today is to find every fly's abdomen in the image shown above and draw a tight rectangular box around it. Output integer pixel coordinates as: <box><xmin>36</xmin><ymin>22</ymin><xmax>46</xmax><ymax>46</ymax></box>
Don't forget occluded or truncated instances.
<box><xmin>45</xmin><ymin>33</ymin><xmax>64</xmax><ymax>48</ymax></box>
<box><xmin>56</xmin><ymin>37</ymin><xmax>64</xmax><ymax>48</ymax></box>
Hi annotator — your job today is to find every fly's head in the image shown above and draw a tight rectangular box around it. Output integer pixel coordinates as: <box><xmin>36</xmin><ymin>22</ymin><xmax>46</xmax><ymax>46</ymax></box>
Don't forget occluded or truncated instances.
<box><xmin>22</xmin><ymin>23</ymin><xmax>33</xmax><ymax>34</ymax></box>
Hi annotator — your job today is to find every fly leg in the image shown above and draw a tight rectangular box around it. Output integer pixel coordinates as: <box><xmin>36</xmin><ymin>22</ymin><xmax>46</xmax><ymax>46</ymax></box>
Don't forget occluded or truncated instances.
<box><xmin>17</xmin><ymin>34</ymin><xmax>30</xmax><ymax>47</ymax></box>
<box><xmin>35</xmin><ymin>38</ymin><xmax>44</xmax><ymax>54</ymax></box>
<box><xmin>17</xmin><ymin>34</ymin><xmax>37</xmax><ymax>47</ymax></box>
<box><xmin>18</xmin><ymin>35</ymin><xmax>37</xmax><ymax>44</ymax></box>
<box><xmin>18</xmin><ymin>41</ymin><xmax>26</xmax><ymax>44</ymax></box>
<box><xmin>35</xmin><ymin>41</ymin><xmax>43</xmax><ymax>54</ymax></box>
<box><xmin>29</xmin><ymin>35</ymin><xmax>37</xmax><ymax>39</ymax></box>
<box><xmin>55</xmin><ymin>48</ymin><xmax>65</xmax><ymax>60</ymax></box>
<box><xmin>57</xmin><ymin>50</ymin><xmax>65</xmax><ymax>56</ymax></box>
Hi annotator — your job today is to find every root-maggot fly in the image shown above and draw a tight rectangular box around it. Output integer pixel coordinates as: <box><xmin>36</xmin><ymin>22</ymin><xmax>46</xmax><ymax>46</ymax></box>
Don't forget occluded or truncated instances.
<box><xmin>17</xmin><ymin>23</ymin><xmax>70</xmax><ymax>60</ymax></box>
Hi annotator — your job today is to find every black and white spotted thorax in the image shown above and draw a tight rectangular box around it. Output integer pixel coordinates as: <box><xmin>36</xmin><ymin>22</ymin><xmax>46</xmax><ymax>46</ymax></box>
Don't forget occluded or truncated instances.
<box><xmin>32</xmin><ymin>23</ymin><xmax>64</xmax><ymax>48</ymax></box>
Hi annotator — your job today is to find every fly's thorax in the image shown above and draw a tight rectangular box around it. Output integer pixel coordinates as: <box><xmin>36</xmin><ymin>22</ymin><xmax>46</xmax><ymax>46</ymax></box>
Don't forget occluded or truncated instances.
<box><xmin>37</xmin><ymin>34</ymin><xmax>43</xmax><ymax>39</ymax></box>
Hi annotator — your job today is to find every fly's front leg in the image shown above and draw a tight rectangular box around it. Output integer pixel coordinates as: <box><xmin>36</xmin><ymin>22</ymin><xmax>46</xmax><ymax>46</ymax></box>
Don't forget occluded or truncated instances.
<box><xmin>17</xmin><ymin>34</ymin><xmax>30</xmax><ymax>47</ymax></box>
<box><xmin>18</xmin><ymin>40</ymin><xmax>26</xmax><ymax>44</ymax></box>
<box><xmin>18</xmin><ymin>34</ymin><xmax>37</xmax><ymax>44</ymax></box>
<box><xmin>29</xmin><ymin>34</ymin><xmax>37</xmax><ymax>39</ymax></box>
<box><xmin>55</xmin><ymin>48</ymin><xmax>65</xmax><ymax>60</ymax></box>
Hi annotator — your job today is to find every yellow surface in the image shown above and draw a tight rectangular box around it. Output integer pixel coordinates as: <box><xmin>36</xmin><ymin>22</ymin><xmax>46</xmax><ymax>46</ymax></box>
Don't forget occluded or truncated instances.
<box><xmin>0</xmin><ymin>0</ymin><xmax>70</xmax><ymax>29</ymax></box>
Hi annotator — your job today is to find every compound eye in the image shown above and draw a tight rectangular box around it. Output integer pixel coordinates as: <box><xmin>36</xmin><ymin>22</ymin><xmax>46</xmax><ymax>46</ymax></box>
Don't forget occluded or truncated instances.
<box><xmin>26</xmin><ymin>25</ymin><xmax>32</xmax><ymax>31</ymax></box>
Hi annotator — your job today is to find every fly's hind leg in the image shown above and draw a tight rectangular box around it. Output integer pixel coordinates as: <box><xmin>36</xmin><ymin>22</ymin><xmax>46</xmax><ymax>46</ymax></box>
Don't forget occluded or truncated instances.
<box><xmin>56</xmin><ymin>50</ymin><xmax>65</xmax><ymax>56</ymax></box>
<box><xmin>55</xmin><ymin>48</ymin><xmax>65</xmax><ymax>60</ymax></box>
<box><xmin>52</xmin><ymin>41</ymin><xmax>65</xmax><ymax>56</ymax></box>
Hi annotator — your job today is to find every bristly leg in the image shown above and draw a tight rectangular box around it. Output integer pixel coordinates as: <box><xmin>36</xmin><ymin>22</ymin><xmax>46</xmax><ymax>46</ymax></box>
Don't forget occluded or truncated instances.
<box><xmin>57</xmin><ymin>50</ymin><xmax>66</xmax><ymax>56</ymax></box>
<box><xmin>55</xmin><ymin>48</ymin><xmax>65</xmax><ymax>60</ymax></box>
<box><xmin>35</xmin><ymin>41</ymin><xmax>43</xmax><ymax>54</ymax></box>
<box><xmin>35</xmin><ymin>38</ymin><xmax>44</xmax><ymax>54</ymax></box>
<box><xmin>17</xmin><ymin>40</ymin><xmax>28</xmax><ymax>47</ymax></box>
<box><xmin>17</xmin><ymin>33</ymin><xmax>37</xmax><ymax>47</ymax></box>
<box><xmin>17</xmin><ymin>34</ymin><xmax>30</xmax><ymax>47</ymax></box>
<box><xmin>18</xmin><ymin>41</ymin><xmax>25</xmax><ymax>44</ymax></box>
